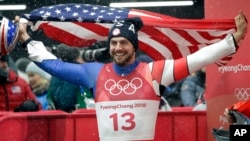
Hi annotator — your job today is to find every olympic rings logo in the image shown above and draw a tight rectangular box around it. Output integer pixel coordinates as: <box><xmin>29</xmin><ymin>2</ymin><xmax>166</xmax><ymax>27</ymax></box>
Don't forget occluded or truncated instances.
<box><xmin>104</xmin><ymin>78</ymin><xmax>143</xmax><ymax>96</ymax></box>
<box><xmin>234</xmin><ymin>88</ymin><xmax>250</xmax><ymax>101</ymax></box>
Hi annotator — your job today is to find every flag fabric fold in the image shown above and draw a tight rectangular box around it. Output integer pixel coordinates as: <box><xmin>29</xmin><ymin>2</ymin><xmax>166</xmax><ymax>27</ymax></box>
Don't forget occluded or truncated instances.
<box><xmin>22</xmin><ymin>3</ymin><xmax>236</xmax><ymax>65</ymax></box>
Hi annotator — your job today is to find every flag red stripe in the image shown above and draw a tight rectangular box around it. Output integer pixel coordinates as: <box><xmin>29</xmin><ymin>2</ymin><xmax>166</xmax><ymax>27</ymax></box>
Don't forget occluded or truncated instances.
<box><xmin>42</xmin><ymin>25</ymin><xmax>96</xmax><ymax>47</ymax></box>
<box><xmin>141</xmin><ymin>26</ymin><xmax>183</xmax><ymax>59</ymax></box>
<box><xmin>198</xmin><ymin>31</ymin><xmax>227</xmax><ymax>42</ymax></box>
<box><xmin>129</xmin><ymin>9</ymin><xmax>236</xmax><ymax>29</ymax></box>
<box><xmin>171</xmin><ymin>29</ymin><xmax>200</xmax><ymax>54</ymax></box>
<box><xmin>37</xmin><ymin>22</ymin><xmax>110</xmax><ymax>47</ymax></box>
<box><xmin>1</xmin><ymin>22</ymin><xmax>7</xmax><ymax>55</ymax></box>
<box><xmin>139</xmin><ymin>41</ymin><xmax>165</xmax><ymax>60</ymax></box>
<box><xmin>172</xmin><ymin>29</ymin><xmax>200</xmax><ymax>46</ymax></box>
<box><xmin>74</xmin><ymin>22</ymin><xmax>110</xmax><ymax>37</ymax></box>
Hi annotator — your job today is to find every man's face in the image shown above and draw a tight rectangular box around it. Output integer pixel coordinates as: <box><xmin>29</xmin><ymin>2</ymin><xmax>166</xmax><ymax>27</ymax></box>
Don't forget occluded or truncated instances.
<box><xmin>109</xmin><ymin>37</ymin><xmax>136</xmax><ymax>66</ymax></box>
<box><xmin>0</xmin><ymin>60</ymin><xmax>8</xmax><ymax>72</ymax></box>
<box><xmin>27</xmin><ymin>72</ymin><xmax>46</xmax><ymax>89</ymax></box>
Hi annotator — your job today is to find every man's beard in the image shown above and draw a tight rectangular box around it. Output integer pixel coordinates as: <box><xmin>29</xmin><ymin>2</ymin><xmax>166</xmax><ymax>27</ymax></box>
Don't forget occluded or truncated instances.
<box><xmin>112</xmin><ymin>52</ymin><xmax>134</xmax><ymax>66</ymax></box>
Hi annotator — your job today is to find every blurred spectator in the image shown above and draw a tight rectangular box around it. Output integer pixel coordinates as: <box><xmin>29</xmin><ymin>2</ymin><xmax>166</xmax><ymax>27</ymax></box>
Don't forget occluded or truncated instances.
<box><xmin>47</xmin><ymin>44</ymin><xmax>94</xmax><ymax>112</ymax></box>
<box><xmin>15</xmin><ymin>57</ymin><xmax>31</xmax><ymax>83</ymax></box>
<box><xmin>180</xmin><ymin>68</ymin><xmax>206</xmax><ymax>108</ymax></box>
<box><xmin>0</xmin><ymin>55</ymin><xmax>40</xmax><ymax>111</ymax></box>
<box><xmin>159</xmin><ymin>81</ymin><xmax>184</xmax><ymax>108</ymax></box>
<box><xmin>25</xmin><ymin>62</ymin><xmax>51</xmax><ymax>110</ymax></box>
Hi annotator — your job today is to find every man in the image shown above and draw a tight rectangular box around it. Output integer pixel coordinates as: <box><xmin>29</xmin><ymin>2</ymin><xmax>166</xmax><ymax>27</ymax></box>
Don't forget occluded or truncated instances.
<box><xmin>180</xmin><ymin>68</ymin><xmax>206</xmax><ymax>107</ymax></box>
<box><xmin>47</xmin><ymin>44</ymin><xmax>94</xmax><ymax>112</ymax></box>
<box><xmin>0</xmin><ymin>55</ymin><xmax>41</xmax><ymax>111</ymax></box>
<box><xmin>16</xmin><ymin>11</ymin><xmax>247</xmax><ymax>140</ymax></box>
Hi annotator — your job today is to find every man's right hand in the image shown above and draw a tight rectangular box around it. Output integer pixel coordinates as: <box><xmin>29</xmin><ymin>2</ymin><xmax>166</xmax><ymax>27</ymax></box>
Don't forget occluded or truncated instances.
<box><xmin>14</xmin><ymin>16</ymin><xmax>31</xmax><ymax>43</ymax></box>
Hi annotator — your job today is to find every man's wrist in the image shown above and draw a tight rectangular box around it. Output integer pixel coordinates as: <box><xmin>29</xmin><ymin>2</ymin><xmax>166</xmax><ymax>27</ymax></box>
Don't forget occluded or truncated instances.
<box><xmin>21</xmin><ymin>38</ymin><xmax>32</xmax><ymax>49</ymax></box>
<box><xmin>231</xmin><ymin>34</ymin><xmax>239</xmax><ymax>49</ymax></box>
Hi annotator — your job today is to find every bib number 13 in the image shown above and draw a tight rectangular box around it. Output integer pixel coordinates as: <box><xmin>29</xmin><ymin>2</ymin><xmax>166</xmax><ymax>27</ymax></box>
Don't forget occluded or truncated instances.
<box><xmin>110</xmin><ymin>112</ymin><xmax>136</xmax><ymax>131</ymax></box>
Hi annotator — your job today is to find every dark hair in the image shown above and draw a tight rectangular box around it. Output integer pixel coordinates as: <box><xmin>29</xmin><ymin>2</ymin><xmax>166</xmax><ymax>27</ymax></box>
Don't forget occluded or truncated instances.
<box><xmin>0</xmin><ymin>55</ymin><xmax>8</xmax><ymax>62</ymax></box>
<box><xmin>56</xmin><ymin>44</ymin><xmax>80</xmax><ymax>63</ymax></box>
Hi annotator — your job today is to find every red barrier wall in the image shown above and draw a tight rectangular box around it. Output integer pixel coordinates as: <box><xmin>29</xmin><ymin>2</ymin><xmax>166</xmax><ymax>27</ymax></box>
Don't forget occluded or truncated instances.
<box><xmin>205</xmin><ymin>1</ymin><xmax>250</xmax><ymax>141</ymax></box>
<box><xmin>0</xmin><ymin>110</ymin><xmax>206</xmax><ymax>141</ymax></box>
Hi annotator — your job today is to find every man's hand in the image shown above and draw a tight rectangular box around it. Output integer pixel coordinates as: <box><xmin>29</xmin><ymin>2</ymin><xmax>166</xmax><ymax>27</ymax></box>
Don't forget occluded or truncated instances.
<box><xmin>233</xmin><ymin>11</ymin><xmax>248</xmax><ymax>44</ymax></box>
<box><xmin>14</xmin><ymin>16</ymin><xmax>30</xmax><ymax>43</ymax></box>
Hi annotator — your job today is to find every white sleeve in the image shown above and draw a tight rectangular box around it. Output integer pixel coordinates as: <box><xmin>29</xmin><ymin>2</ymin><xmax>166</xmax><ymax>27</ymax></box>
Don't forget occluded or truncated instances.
<box><xmin>187</xmin><ymin>34</ymin><xmax>236</xmax><ymax>73</ymax></box>
<box><xmin>27</xmin><ymin>40</ymin><xmax>57</xmax><ymax>62</ymax></box>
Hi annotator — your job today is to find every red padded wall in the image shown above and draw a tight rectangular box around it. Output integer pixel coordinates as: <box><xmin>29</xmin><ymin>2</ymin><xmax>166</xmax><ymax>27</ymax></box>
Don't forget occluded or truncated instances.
<box><xmin>205</xmin><ymin>1</ymin><xmax>250</xmax><ymax>140</ymax></box>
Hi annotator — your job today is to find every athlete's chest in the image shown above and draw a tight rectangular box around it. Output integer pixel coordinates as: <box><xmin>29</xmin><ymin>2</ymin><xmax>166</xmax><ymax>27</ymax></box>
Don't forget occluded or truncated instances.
<box><xmin>95</xmin><ymin>63</ymin><xmax>159</xmax><ymax>101</ymax></box>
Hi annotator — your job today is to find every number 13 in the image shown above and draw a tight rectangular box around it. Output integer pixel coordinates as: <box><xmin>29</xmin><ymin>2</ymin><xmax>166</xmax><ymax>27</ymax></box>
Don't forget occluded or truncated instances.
<box><xmin>110</xmin><ymin>112</ymin><xmax>136</xmax><ymax>131</ymax></box>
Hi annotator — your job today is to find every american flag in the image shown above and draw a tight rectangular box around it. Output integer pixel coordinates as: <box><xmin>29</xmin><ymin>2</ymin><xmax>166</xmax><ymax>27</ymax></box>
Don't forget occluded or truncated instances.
<box><xmin>11</xmin><ymin>86</ymin><xmax>21</xmax><ymax>93</ymax></box>
<box><xmin>22</xmin><ymin>3</ymin><xmax>236</xmax><ymax>65</ymax></box>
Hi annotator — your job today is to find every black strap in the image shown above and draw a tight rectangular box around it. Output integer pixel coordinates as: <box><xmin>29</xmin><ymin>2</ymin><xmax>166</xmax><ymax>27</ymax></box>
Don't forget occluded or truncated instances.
<box><xmin>232</xmin><ymin>34</ymin><xmax>239</xmax><ymax>49</ymax></box>
<box><xmin>21</xmin><ymin>38</ymin><xmax>32</xmax><ymax>49</ymax></box>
